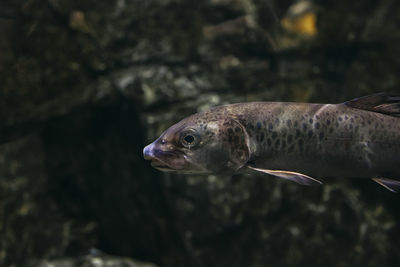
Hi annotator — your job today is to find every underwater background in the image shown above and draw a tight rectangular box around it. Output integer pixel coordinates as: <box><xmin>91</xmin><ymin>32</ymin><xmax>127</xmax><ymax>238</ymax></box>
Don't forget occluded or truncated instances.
<box><xmin>1</xmin><ymin>0</ymin><xmax>400</xmax><ymax>266</ymax></box>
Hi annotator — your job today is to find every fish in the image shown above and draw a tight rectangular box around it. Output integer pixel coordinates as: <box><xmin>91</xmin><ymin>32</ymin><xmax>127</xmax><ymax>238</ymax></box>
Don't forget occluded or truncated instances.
<box><xmin>143</xmin><ymin>93</ymin><xmax>400</xmax><ymax>192</ymax></box>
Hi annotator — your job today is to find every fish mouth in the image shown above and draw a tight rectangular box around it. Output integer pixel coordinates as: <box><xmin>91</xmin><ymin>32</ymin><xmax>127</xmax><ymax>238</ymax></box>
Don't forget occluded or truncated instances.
<box><xmin>143</xmin><ymin>143</ymin><xmax>186</xmax><ymax>171</ymax></box>
<box><xmin>150</xmin><ymin>158</ymin><xmax>177</xmax><ymax>171</ymax></box>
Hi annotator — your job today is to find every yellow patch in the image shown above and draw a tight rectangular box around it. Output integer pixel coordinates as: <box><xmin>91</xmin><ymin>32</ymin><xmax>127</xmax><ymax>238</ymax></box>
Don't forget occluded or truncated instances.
<box><xmin>281</xmin><ymin>12</ymin><xmax>318</xmax><ymax>36</ymax></box>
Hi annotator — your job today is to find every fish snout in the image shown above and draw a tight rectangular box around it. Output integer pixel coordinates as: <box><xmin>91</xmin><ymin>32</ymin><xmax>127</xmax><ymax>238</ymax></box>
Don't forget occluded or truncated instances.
<box><xmin>143</xmin><ymin>143</ymin><xmax>156</xmax><ymax>160</ymax></box>
<box><xmin>143</xmin><ymin>141</ymin><xmax>186</xmax><ymax>171</ymax></box>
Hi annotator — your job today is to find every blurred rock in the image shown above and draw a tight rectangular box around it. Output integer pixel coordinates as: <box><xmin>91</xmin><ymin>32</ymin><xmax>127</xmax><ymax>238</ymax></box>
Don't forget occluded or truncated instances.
<box><xmin>27</xmin><ymin>252</ymin><xmax>158</xmax><ymax>267</ymax></box>
<box><xmin>280</xmin><ymin>0</ymin><xmax>318</xmax><ymax>49</ymax></box>
<box><xmin>0</xmin><ymin>134</ymin><xmax>97</xmax><ymax>265</ymax></box>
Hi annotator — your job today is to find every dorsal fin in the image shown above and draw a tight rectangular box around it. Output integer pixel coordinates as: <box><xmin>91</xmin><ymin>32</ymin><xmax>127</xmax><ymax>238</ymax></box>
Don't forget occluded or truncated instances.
<box><xmin>344</xmin><ymin>93</ymin><xmax>400</xmax><ymax>117</ymax></box>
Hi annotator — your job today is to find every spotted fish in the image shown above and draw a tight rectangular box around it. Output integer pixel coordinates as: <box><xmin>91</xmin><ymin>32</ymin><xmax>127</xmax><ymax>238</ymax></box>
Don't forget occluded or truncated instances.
<box><xmin>143</xmin><ymin>93</ymin><xmax>400</xmax><ymax>192</ymax></box>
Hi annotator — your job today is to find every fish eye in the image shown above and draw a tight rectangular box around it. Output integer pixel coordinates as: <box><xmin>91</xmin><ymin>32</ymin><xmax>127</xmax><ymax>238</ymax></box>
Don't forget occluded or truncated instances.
<box><xmin>181</xmin><ymin>131</ymin><xmax>199</xmax><ymax>148</ymax></box>
<box><xmin>184</xmin><ymin>135</ymin><xmax>195</xmax><ymax>144</ymax></box>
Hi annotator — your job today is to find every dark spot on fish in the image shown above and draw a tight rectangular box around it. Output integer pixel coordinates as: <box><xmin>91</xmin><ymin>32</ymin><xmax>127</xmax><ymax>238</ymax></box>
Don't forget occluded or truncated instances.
<box><xmin>235</xmin><ymin>126</ymin><xmax>240</xmax><ymax>133</ymax></box>
<box><xmin>298</xmin><ymin>139</ymin><xmax>304</xmax><ymax>151</ymax></box>
<box><xmin>287</xmin><ymin>135</ymin><xmax>293</xmax><ymax>143</ymax></box>
<box><xmin>326</xmin><ymin>119</ymin><xmax>331</xmax><ymax>125</ymax></box>
<box><xmin>228</xmin><ymin>128</ymin><xmax>234</xmax><ymax>134</ymax></box>
<box><xmin>275</xmin><ymin>139</ymin><xmax>280</xmax><ymax>149</ymax></box>
<box><xmin>228</xmin><ymin>136</ymin><xmax>233</xmax><ymax>143</ymax></box>
<box><xmin>349</xmin><ymin>124</ymin><xmax>353</xmax><ymax>130</ymax></box>
<box><xmin>272</xmin><ymin>132</ymin><xmax>278</xmax><ymax>139</ymax></box>
<box><xmin>316</xmin><ymin>115</ymin><xmax>320</xmax><ymax>119</ymax></box>
<box><xmin>257</xmin><ymin>122</ymin><xmax>262</xmax><ymax>130</ymax></box>
<box><xmin>338</xmin><ymin>117</ymin><xmax>343</xmax><ymax>122</ymax></box>
<box><xmin>288</xmin><ymin>145</ymin><xmax>295</xmax><ymax>153</ymax></box>
<box><xmin>281</xmin><ymin>140</ymin><xmax>286</xmax><ymax>149</ymax></box>
<box><xmin>287</xmin><ymin>120</ymin><xmax>292</xmax><ymax>127</ymax></box>
<box><xmin>335</xmin><ymin>122</ymin><xmax>339</xmax><ymax>127</ymax></box>
<box><xmin>319</xmin><ymin>132</ymin><xmax>324</xmax><ymax>140</ymax></box>
<box><xmin>268</xmin><ymin>123</ymin><xmax>274</xmax><ymax>130</ymax></box>
<box><xmin>368</xmin><ymin>120</ymin><xmax>372</xmax><ymax>125</ymax></box>
<box><xmin>295</xmin><ymin>129</ymin><xmax>301</xmax><ymax>139</ymax></box>
<box><xmin>234</xmin><ymin>136</ymin><xmax>239</xmax><ymax>144</ymax></box>
<box><xmin>345</xmin><ymin>115</ymin><xmax>349</xmax><ymax>120</ymax></box>
<box><xmin>302</xmin><ymin>123</ymin><xmax>308</xmax><ymax>131</ymax></box>
<box><xmin>263</xmin><ymin>120</ymin><xmax>267</xmax><ymax>126</ymax></box>
<box><xmin>315</xmin><ymin>122</ymin><xmax>320</xmax><ymax>129</ymax></box>
<box><xmin>308</xmin><ymin>130</ymin><xmax>313</xmax><ymax>138</ymax></box>
<box><xmin>294</xmin><ymin>121</ymin><xmax>298</xmax><ymax>127</ymax></box>
<box><xmin>309</xmin><ymin>118</ymin><xmax>313</xmax><ymax>124</ymax></box>
<box><xmin>267</xmin><ymin>138</ymin><xmax>272</xmax><ymax>146</ymax></box>
<box><xmin>260</xmin><ymin>132</ymin><xmax>264</xmax><ymax>142</ymax></box>
<box><xmin>350</xmin><ymin>118</ymin><xmax>354</xmax><ymax>123</ymax></box>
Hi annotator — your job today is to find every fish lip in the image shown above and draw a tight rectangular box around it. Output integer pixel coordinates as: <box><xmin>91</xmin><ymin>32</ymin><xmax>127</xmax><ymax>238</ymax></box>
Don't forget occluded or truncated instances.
<box><xmin>150</xmin><ymin>158</ymin><xmax>175</xmax><ymax>170</ymax></box>
<box><xmin>144</xmin><ymin>145</ymin><xmax>186</xmax><ymax>171</ymax></box>
<box><xmin>149</xmin><ymin>157</ymin><xmax>185</xmax><ymax>171</ymax></box>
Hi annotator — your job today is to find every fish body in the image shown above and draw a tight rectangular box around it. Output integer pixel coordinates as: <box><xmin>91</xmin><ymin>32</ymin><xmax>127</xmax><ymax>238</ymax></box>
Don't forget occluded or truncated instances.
<box><xmin>143</xmin><ymin>93</ymin><xmax>400</xmax><ymax>191</ymax></box>
<box><xmin>221</xmin><ymin>101</ymin><xmax>400</xmax><ymax>178</ymax></box>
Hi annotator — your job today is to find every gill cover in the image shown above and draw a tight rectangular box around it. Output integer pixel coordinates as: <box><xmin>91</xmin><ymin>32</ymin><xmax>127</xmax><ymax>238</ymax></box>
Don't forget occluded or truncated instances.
<box><xmin>210</xmin><ymin>118</ymin><xmax>251</xmax><ymax>172</ymax></box>
<box><xmin>179</xmin><ymin>117</ymin><xmax>250</xmax><ymax>174</ymax></box>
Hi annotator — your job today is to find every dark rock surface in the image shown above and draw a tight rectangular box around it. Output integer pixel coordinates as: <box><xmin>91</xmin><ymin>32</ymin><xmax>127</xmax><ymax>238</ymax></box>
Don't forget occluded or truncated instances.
<box><xmin>27</xmin><ymin>251</ymin><xmax>158</xmax><ymax>267</ymax></box>
<box><xmin>1</xmin><ymin>0</ymin><xmax>400</xmax><ymax>266</ymax></box>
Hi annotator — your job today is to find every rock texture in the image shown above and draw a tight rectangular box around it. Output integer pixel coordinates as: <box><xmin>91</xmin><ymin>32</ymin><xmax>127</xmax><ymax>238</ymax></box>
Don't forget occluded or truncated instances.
<box><xmin>27</xmin><ymin>251</ymin><xmax>159</xmax><ymax>267</ymax></box>
<box><xmin>1</xmin><ymin>0</ymin><xmax>400</xmax><ymax>266</ymax></box>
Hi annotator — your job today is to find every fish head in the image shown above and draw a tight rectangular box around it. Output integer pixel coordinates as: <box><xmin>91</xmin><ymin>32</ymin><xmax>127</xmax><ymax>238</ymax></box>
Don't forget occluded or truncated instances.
<box><xmin>143</xmin><ymin>113</ymin><xmax>251</xmax><ymax>174</ymax></box>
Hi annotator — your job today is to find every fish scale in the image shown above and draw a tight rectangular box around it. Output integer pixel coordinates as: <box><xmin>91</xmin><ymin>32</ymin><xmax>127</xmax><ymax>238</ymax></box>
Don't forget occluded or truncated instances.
<box><xmin>235</xmin><ymin>102</ymin><xmax>399</xmax><ymax>178</ymax></box>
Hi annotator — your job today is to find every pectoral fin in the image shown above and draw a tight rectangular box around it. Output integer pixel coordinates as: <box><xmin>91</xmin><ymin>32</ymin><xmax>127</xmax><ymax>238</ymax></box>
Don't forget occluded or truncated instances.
<box><xmin>372</xmin><ymin>178</ymin><xmax>400</xmax><ymax>193</ymax></box>
<box><xmin>247</xmin><ymin>166</ymin><xmax>322</xmax><ymax>185</ymax></box>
